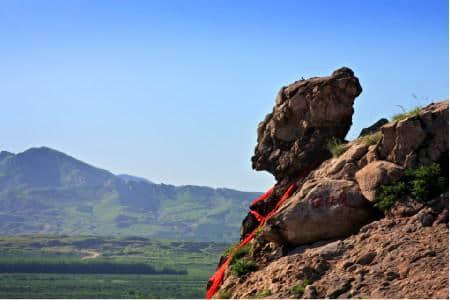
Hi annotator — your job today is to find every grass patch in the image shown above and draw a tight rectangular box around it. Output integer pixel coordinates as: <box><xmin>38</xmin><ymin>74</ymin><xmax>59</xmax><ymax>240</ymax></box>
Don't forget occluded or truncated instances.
<box><xmin>254</xmin><ymin>226</ymin><xmax>265</xmax><ymax>238</ymax></box>
<box><xmin>222</xmin><ymin>243</ymin><xmax>237</xmax><ymax>258</ymax></box>
<box><xmin>253</xmin><ymin>289</ymin><xmax>271</xmax><ymax>298</ymax></box>
<box><xmin>291</xmin><ymin>279</ymin><xmax>312</xmax><ymax>297</ymax></box>
<box><xmin>374</xmin><ymin>163</ymin><xmax>447</xmax><ymax>211</ymax></box>
<box><xmin>326</xmin><ymin>137</ymin><xmax>347</xmax><ymax>157</ymax></box>
<box><xmin>391</xmin><ymin>106</ymin><xmax>421</xmax><ymax>121</ymax></box>
<box><xmin>217</xmin><ymin>289</ymin><xmax>232</xmax><ymax>299</ymax></box>
<box><xmin>360</xmin><ymin>131</ymin><xmax>383</xmax><ymax>145</ymax></box>
<box><xmin>230</xmin><ymin>258</ymin><xmax>257</xmax><ymax>276</ymax></box>
<box><xmin>230</xmin><ymin>244</ymin><xmax>251</xmax><ymax>265</ymax></box>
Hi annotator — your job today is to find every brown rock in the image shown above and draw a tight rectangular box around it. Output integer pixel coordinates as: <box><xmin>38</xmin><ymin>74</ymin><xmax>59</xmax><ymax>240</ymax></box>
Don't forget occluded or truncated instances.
<box><xmin>303</xmin><ymin>285</ymin><xmax>318</xmax><ymax>298</ymax></box>
<box><xmin>378</xmin><ymin>100</ymin><xmax>449</xmax><ymax>167</ymax></box>
<box><xmin>366</xmin><ymin>145</ymin><xmax>379</xmax><ymax>163</ymax></box>
<box><xmin>389</xmin><ymin>197</ymin><xmax>424</xmax><ymax>218</ymax></box>
<box><xmin>355</xmin><ymin>160</ymin><xmax>404</xmax><ymax>201</ymax></box>
<box><xmin>356</xmin><ymin>251</ymin><xmax>376</xmax><ymax>265</ymax></box>
<box><xmin>251</xmin><ymin>67</ymin><xmax>362</xmax><ymax>180</ymax></box>
<box><xmin>326</xmin><ymin>278</ymin><xmax>354</xmax><ymax>298</ymax></box>
<box><xmin>420</xmin><ymin>213</ymin><xmax>434</xmax><ymax>227</ymax></box>
<box><xmin>385</xmin><ymin>271</ymin><xmax>400</xmax><ymax>281</ymax></box>
<box><xmin>265</xmin><ymin>179</ymin><xmax>375</xmax><ymax>246</ymax></box>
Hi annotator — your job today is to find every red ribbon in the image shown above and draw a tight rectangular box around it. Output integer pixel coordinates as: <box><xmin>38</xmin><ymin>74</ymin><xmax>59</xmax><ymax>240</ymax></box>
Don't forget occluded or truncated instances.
<box><xmin>206</xmin><ymin>183</ymin><xmax>296</xmax><ymax>299</ymax></box>
<box><xmin>206</xmin><ymin>160</ymin><xmax>321</xmax><ymax>298</ymax></box>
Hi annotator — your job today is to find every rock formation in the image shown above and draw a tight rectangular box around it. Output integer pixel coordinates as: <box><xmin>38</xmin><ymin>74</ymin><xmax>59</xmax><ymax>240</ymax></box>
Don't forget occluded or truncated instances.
<box><xmin>251</xmin><ymin>67</ymin><xmax>362</xmax><ymax>181</ymax></box>
<box><xmin>208</xmin><ymin>67</ymin><xmax>449</xmax><ymax>299</ymax></box>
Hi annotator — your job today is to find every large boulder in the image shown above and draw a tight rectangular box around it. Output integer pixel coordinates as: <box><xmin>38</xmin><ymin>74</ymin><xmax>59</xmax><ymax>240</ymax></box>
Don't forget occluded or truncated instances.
<box><xmin>263</xmin><ymin>179</ymin><xmax>375</xmax><ymax>246</ymax></box>
<box><xmin>251</xmin><ymin>67</ymin><xmax>362</xmax><ymax>180</ymax></box>
<box><xmin>355</xmin><ymin>160</ymin><xmax>404</xmax><ymax>201</ymax></box>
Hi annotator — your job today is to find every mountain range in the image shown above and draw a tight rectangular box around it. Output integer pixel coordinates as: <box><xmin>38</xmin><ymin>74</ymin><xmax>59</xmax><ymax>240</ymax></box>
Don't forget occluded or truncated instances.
<box><xmin>0</xmin><ymin>147</ymin><xmax>260</xmax><ymax>242</ymax></box>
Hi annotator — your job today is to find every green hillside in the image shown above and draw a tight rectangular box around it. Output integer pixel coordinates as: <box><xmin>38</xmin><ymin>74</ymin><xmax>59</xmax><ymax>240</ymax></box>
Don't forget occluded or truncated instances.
<box><xmin>0</xmin><ymin>147</ymin><xmax>260</xmax><ymax>242</ymax></box>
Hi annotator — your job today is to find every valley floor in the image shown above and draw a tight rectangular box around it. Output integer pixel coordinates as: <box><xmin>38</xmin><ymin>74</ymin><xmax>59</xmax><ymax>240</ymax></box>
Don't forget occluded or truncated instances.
<box><xmin>0</xmin><ymin>235</ymin><xmax>227</xmax><ymax>298</ymax></box>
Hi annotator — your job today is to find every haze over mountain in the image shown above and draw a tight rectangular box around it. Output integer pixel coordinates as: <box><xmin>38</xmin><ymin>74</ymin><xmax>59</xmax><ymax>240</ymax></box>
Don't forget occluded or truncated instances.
<box><xmin>0</xmin><ymin>147</ymin><xmax>260</xmax><ymax>242</ymax></box>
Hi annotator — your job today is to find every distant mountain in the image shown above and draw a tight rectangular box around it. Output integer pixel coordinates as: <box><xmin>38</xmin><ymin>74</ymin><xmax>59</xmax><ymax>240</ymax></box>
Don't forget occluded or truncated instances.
<box><xmin>117</xmin><ymin>174</ymin><xmax>153</xmax><ymax>184</ymax></box>
<box><xmin>0</xmin><ymin>147</ymin><xmax>260</xmax><ymax>242</ymax></box>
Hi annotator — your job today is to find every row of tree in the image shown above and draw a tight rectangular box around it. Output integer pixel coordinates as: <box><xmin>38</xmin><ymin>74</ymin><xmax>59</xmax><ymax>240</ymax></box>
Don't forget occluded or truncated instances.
<box><xmin>0</xmin><ymin>259</ymin><xmax>186</xmax><ymax>275</ymax></box>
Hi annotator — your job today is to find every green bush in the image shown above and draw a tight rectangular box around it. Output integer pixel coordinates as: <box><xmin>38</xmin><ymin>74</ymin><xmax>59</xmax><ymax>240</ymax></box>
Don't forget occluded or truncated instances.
<box><xmin>230</xmin><ymin>258</ymin><xmax>257</xmax><ymax>276</ymax></box>
<box><xmin>230</xmin><ymin>244</ymin><xmax>251</xmax><ymax>265</ymax></box>
<box><xmin>326</xmin><ymin>137</ymin><xmax>347</xmax><ymax>157</ymax></box>
<box><xmin>405</xmin><ymin>163</ymin><xmax>446</xmax><ymax>201</ymax></box>
<box><xmin>374</xmin><ymin>182</ymin><xmax>406</xmax><ymax>211</ymax></box>
<box><xmin>291</xmin><ymin>279</ymin><xmax>312</xmax><ymax>297</ymax></box>
<box><xmin>391</xmin><ymin>106</ymin><xmax>421</xmax><ymax>121</ymax></box>
<box><xmin>374</xmin><ymin>163</ymin><xmax>447</xmax><ymax>211</ymax></box>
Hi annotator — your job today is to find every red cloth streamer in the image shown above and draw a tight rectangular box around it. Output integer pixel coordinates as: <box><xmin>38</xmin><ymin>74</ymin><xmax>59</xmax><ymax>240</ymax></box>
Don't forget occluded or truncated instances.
<box><xmin>249</xmin><ymin>210</ymin><xmax>265</xmax><ymax>222</ymax></box>
<box><xmin>206</xmin><ymin>183</ymin><xmax>296</xmax><ymax>299</ymax></box>
<box><xmin>206</xmin><ymin>160</ymin><xmax>323</xmax><ymax>298</ymax></box>
<box><xmin>250</xmin><ymin>186</ymin><xmax>274</xmax><ymax>206</ymax></box>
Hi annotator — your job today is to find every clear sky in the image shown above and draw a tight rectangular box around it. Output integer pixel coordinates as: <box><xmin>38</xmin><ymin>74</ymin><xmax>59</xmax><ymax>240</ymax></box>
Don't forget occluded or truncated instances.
<box><xmin>0</xmin><ymin>0</ymin><xmax>448</xmax><ymax>192</ymax></box>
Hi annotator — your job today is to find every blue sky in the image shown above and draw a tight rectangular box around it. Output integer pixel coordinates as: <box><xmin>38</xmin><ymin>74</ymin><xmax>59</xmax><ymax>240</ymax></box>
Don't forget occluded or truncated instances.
<box><xmin>0</xmin><ymin>0</ymin><xmax>448</xmax><ymax>192</ymax></box>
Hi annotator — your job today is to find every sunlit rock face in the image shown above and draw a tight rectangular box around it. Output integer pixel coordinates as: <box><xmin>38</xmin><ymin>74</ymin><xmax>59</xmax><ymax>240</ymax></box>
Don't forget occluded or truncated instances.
<box><xmin>251</xmin><ymin>67</ymin><xmax>362</xmax><ymax>181</ymax></box>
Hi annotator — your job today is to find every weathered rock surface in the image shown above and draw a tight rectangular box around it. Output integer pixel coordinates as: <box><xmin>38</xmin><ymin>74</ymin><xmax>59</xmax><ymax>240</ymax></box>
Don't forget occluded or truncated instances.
<box><xmin>355</xmin><ymin>160</ymin><xmax>404</xmax><ymax>201</ymax></box>
<box><xmin>378</xmin><ymin>101</ymin><xmax>449</xmax><ymax>168</ymax></box>
<box><xmin>217</xmin><ymin>194</ymin><xmax>449</xmax><ymax>299</ymax></box>
<box><xmin>264</xmin><ymin>179</ymin><xmax>375</xmax><ymax>246</ymax></box>
<box><xmin>251</xmin><ymin>67</ymin><xmax>362</xmax><ymax>181</ymax></box>
<box><xmin>211</xmin><ymin>66</ymin><xmax>448</xmax><ymax>299</ymax></box>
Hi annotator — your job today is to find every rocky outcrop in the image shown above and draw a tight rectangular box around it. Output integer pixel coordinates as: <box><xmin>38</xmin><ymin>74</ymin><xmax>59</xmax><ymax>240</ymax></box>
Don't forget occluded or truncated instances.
<box><xmin>209</xmin><ymin>66</ymin><xmax>448</xmax><ymax>299</ymax></box>
<box><xmin>219</xmin><ymin>193</ymin><xmax>449</xmax><ymax>299</ymax></box>
<box><xmin>256</xmin><ymin>101</ymin><xmax>448</xmax><ymax>247</ymax></box>
<box><xmin>241</xmin><ymin>67</ymin><xmax>363</xmax><ymax>240</ymax></box>
<box><xmin>251</xmin><ymin>67</ymin><xmax>362</xmax><ymax>181</ymax></box>
<box><xmin>378</xmin><ymin>101</ymin><xmax>449</xmax><ymax>168</ymax></box>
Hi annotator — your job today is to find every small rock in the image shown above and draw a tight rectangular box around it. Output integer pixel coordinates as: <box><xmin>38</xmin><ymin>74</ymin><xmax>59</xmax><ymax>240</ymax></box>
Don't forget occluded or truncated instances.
<box><xmin>398</xmin><ymin>262</ymin><xmax>410</xmax><ymax>278</ymax></box>
<box><xmin>343</xmin><ymin>260</ymin><xmax>354</xmax><ymax>270</ymax></box>
<box><xmin>386</xmin><ymin>243</ymin><xmax>400</xmax><ymax>252</ymax></box>
<box><xmin>420</xmin><ymin>213</ymin><xmax>435</xmax><ymax>227</ymax></box>
<box><xmin>385</xmin><ymin>271</ymin><xmax>400</xmax><ymax>281</ymax></box>
<box><xmin>315</xmin><ymin>240</ymin><xmax>346</xmax><ymax>259</ymax></box>
<box><xmin>347</xmin><ymin>264</ymin><xmax>357</xmax><ymax>272</ymax></box>
<box><xmin>314</xmin><ymin>259</ymin><xmax>330</xmax><ymax>275</ymax></box>
<box><xmin>326</xmin><ymin>278</ymin><xmax>354</xmax><ymax>298</ymax></box>
<box><xmin>303</xmin><ymin>285</ymin><xmax>318</xmax><ymax>299</ymax></box>
<box><xmin>434</xmin><ymin>209</ymin><xmax>449</xmax><ymax>225</ymax></box>
<box><xmin>405</xmin><ymin>224</ymin><xmax>417</xmax><ymax>233</ymax></box>
<box><xmin>298</xmin><ymin>266</ymin><xmax>320</xmax><ymax>281</ymax></box>
<box><xmin>359</xmin><ymin>233</ymin><xmax>369</xmax><ymax>241</ymax></box>
<box><xmin>356</xmin><ymin>251</ymin><xmax>376</xmax><ymax>265</ymax></box>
